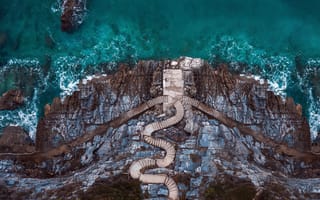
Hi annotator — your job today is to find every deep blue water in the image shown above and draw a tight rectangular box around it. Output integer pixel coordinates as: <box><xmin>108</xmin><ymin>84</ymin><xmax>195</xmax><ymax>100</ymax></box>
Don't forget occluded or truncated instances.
<box><xmin>0</xmin><ymin>0</ymin><xmax>319</xmax><ymax>139</ymax></box>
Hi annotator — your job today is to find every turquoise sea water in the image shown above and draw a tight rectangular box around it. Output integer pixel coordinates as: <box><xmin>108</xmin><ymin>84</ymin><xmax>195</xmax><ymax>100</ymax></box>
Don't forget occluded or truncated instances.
<box><xmin>0</xmin><ymin>0</ymin><xmax>319</xmax><ymax>139</ymax></box>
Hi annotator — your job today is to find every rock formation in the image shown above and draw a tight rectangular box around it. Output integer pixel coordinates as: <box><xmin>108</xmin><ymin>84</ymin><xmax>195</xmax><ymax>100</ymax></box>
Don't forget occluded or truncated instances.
<box><xmin>0</xmin><ymin>89</ymin><xmax>24</xmax><ymax>110</ymax></box>
<box><xmin>60</xmin><ymin>0</ymin><xmax>87</xmax><ymax>32</ymax></box>
<box><xmin>0</xmin><ymin>57</ymin><xmax>319</xmax><ymax>199</ymax></box>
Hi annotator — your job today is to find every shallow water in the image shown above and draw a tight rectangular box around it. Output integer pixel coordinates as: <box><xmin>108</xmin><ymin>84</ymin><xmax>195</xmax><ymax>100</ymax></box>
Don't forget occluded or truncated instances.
<box><xmin>0</xmin><ymin>0</ymin><xmax>319</xmax><ymax>139</ymax></box>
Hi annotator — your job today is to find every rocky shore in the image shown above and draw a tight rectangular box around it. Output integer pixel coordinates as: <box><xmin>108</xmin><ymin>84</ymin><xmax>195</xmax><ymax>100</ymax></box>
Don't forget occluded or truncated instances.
<box><xmin>0</xmin><ymin>57</ymin><xmax>319</xmax><ymax>199</ymax></box>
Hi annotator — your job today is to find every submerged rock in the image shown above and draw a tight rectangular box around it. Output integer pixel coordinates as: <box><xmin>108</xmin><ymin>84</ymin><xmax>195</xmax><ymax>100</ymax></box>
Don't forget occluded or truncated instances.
<box><xmin>0</xmin><ymin>57</ymin><xmax>319</xmax><ymax>199</ymax></box>
<box><xmin>0</xmin><ymin>89</ymin><xmax>24</xmax><ymax>110</ymax></box>
<box><xmin>0</xmin><ymin>32</ymin><xmax>8</xmax><ymax>49</ymax></box>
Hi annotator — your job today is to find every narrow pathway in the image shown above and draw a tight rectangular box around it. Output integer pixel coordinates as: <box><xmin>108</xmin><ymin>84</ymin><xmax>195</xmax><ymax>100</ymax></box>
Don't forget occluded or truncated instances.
<box><xmin>129</xmin><ymin>100</ymin><xmax>184</xmax><ymax>200</ymax></box>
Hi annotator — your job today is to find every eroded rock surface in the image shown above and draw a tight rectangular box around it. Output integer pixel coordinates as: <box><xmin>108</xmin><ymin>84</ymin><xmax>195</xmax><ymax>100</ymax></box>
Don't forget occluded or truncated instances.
<box><xmin>0</xmin><ymin>57</ymin><xmax>319</xmax><ymax>200</ymax></box>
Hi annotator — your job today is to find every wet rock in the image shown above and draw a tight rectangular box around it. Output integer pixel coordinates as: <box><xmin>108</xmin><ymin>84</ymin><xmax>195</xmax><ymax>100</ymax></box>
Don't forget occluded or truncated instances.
<box><xmin>0</xmin><ymin>126</ymin><xmax>34</xmax><ymax>153</ymax></box>
<box><xmin>61</xmin><ymin>0</ymin><xmax>87</xmax><ymax>32</ymax></box>
<box><xmin>0</xmin><ymin>89</ymin><xmax>24</xmax><ymax>110</ymax></box>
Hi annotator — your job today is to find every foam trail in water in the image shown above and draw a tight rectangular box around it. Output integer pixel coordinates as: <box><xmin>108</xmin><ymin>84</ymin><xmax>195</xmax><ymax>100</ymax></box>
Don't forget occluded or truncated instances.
<box><xmin>308</xmin><ymin>90</ymin><xmax>320</xmax><ymax>140</ymax></box>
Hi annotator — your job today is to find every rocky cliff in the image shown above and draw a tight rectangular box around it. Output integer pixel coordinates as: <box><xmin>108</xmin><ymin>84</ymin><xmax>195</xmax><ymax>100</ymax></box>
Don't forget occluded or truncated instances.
<box><xmin>0</xmin><ymin>57</ymin><xmax>319</xmax><ymax>200</ymax></box>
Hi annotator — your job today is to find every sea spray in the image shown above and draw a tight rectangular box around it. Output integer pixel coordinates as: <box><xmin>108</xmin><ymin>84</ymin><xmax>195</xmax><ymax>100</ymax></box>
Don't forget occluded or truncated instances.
<box><xmin>308</xmin><ymin>91</ymin><xmax>320</xmax><ymax>140</ymax></box>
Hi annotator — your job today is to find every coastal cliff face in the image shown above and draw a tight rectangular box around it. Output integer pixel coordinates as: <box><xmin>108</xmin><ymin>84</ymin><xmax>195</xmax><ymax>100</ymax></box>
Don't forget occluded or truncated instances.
<box><xmin>0</xmin><ymin>58</ymin><xmax>319</xmax><ymax>200</ymax></box>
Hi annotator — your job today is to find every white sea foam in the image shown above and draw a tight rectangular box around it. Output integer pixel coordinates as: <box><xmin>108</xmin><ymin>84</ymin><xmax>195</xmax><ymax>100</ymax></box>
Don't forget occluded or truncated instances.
<box><xmin>53</xmin><ymin>56</ymin><xmax>83</xmax><ymax>98</ymax></box>
<box><xmin>59</xmin><ymin>73</ymin><xmax>107</xmax><ymax>100</ymax></box>
<box><xmin>0</xmin><ymin>91</ymin><xmax>39</xmax><ymax>140</ymax></box>
<box><xmin>50</xmin><ymin>0</ymin><xmax>62</xmax><ymax>13</ymax></box>
<box><xmin>307</xmin><ymin>58</ymin><xmax>320</xmax><ymax>67</ymax></box>
<box><xmin>15</xmin><ymin>92</ymin><xmax>39</xmax><ymax>140</ymax></box>
<box><xmin>308</xmin><ymin>90</ymin><xmax>320</xmax><ymax>140</ymax></box>
<box><xmin>6</xmin><ymin>58</ymin><xmax>40</xmax><ymax>66</ymax></box>
<box><xmin>0</xmin><ymin>58</ymin><xmax>47</xmax><ymax>139</ymax></box>
<box><xmin>60</xmin><ymin>80</ymin><xmax>80</xmax><ymax>99</ymax></box>
<box><xmin>240</xmin><ymin>74</ymin><xmax>287</xmax><ymax>98</ymax></box>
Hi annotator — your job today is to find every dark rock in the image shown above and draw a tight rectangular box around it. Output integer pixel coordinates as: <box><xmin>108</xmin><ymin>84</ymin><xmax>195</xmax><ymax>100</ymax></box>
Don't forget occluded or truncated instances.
<box><xmin>0</xmin><ymin>89</ymin><xmax>24</xmax><ymax>110</ymax></box>
<box><xmin>0</xmin><ymin>126</ymin><xmax>35</xmax><ymax>153</ymax></box>
<box><xmin>203</xmin><ymin>175</ymin><xmax>256</xmax><ymax>200</ymax></box>
<box><xmin>78</xmin><ymin>176</ymin><xmax>142</xmax><ymax>200</ymax></box>
<box><xmin>61</xmin><ymin>0</ymin><xmax>87</xmax><ymax>33</ymax></box>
